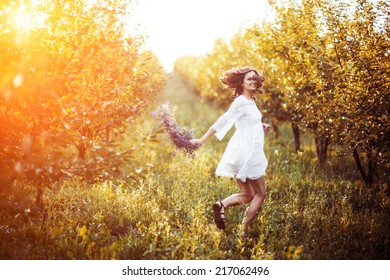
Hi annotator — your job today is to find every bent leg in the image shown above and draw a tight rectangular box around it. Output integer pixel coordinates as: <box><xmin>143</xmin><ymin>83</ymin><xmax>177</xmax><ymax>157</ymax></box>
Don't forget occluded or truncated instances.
<box><xmin>220</xmin><ymin>179</ymin><xmax>254</xmax><ymax>209</ymax></box>
<box><xmin>242</xmin><ymin>176</ymin><xmax>267</xmax><ymax>234</ymax></box>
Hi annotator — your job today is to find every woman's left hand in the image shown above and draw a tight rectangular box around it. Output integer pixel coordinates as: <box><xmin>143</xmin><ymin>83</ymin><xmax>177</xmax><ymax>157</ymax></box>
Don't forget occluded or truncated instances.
<box><xmin>263</xmin><ymin>123</ymin><xmax>271</xmax><ymax>133</ymax></box>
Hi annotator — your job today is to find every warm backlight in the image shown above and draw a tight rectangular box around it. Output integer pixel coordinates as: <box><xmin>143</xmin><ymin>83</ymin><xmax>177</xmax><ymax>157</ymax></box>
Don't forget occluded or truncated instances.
<box><xmin>12</xmin><ymin>3</ymin><xmax>47</xmax><ymax>32</ymax></box>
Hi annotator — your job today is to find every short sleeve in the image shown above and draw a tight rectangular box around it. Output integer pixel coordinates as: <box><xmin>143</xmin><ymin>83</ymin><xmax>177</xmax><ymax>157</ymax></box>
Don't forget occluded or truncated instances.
<box><xmin>211</xmin><ymin>97</ymin><xmax>246</xmax><ymax>140</ymax></box>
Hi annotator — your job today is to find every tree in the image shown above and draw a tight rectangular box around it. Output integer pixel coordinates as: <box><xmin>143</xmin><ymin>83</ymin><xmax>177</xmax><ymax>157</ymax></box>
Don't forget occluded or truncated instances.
<box><xmin>0</xmin><ymin>0</ymin><xmax>167</xmax><ymax>197</ymax></box>
<box><xmin>172</xmin><ymin>0</ymin><xmax>389</xmax><ymax>184</ymax></box>
<box><xmin>319</xmin><ymin>0</ymin><xmax>390</xmax><ymax>185</ymax></box>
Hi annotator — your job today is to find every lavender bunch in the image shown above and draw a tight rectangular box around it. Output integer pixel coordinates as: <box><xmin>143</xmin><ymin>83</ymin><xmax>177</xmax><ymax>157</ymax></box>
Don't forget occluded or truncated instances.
<box><xmin>154</xmin><ymin>102</ymin><xmax>199</xmax><ymax>157</ymax></box>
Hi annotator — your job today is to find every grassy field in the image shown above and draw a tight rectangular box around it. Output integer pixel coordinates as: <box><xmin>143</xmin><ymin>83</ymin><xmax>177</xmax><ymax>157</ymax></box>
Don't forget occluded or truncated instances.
<box><xmin>1</xmin><ymin>74</ymin><xmax>389</xmax><ymax>260</ymax></box>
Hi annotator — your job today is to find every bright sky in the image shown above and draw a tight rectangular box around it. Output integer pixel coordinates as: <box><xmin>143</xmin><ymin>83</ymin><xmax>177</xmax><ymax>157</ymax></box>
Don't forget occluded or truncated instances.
<box><xmin>128</xmin><ymin>0</ymin><xmax>272</xmax><ymax>71</ymax></box>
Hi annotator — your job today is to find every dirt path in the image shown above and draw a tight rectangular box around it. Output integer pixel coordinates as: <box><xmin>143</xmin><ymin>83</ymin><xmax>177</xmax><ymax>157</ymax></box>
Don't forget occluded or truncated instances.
<box><xmin>156</xmin><ymin>72</ymin><xmax>222</xmax><ymax>135</ymax></box>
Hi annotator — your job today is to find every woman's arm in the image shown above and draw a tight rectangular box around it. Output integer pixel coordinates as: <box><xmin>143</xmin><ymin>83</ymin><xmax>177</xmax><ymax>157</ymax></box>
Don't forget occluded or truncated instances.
<box><xmin>190</xmin><ymin>128</ymin><xmax>216</xmax><ymax>146</ymax></box>
<box><xmin>191</xmin><ymin>97</ymin><xmax>245</xmax><ymax>146</ymax></box>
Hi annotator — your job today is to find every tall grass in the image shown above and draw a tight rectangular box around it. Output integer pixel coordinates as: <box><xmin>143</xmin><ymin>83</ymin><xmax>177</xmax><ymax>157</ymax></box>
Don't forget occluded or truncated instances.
<box><xmin>1</xmin><ymin>74</ymin><xmax>389</xmax><ymax>259</ymax></box>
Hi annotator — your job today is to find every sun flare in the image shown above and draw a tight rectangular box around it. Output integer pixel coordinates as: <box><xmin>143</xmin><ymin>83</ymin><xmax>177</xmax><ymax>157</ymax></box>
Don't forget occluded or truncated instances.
<box><xmin>127</xmin><ymin>0</ymin><xmax>272</xmax><ymax>71</ymax></box>
<box><xmin>13</xmin><ymin>4</ymin><xmax>47</xmax><ymax>32</ymax></box>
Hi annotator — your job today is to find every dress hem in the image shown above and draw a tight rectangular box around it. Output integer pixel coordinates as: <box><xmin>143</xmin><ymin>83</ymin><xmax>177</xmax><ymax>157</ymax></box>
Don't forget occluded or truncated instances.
<box><xmin>216</xmin><ymin>172</ymin><xmax>266</xmax><ymax>183</ymax></box>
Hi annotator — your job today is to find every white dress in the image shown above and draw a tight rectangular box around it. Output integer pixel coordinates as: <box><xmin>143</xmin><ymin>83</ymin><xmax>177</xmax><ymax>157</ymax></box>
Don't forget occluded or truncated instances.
<box><xmin>211</xmin><ymin>95</ymin><xmax>268</xmax><ymax>182</ymax></box>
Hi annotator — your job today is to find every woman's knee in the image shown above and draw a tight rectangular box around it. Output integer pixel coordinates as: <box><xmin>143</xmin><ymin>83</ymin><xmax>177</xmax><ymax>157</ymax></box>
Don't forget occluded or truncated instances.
<box><xmin>242</xmin><ymin>192</ymin><xmax>254</xmax><ymax>204</ymax></box>
<box><xmin>250</xmin><ymin>178</ymin><xmax>266</xmax><ymax>197</ymax></box>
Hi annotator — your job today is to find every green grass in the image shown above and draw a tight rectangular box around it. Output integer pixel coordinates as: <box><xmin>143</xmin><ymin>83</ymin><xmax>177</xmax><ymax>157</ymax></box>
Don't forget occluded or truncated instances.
<box><xmin>1</xmin><ymin>74</ymin><xmax>389</xmax><ymax>259</ymax></box>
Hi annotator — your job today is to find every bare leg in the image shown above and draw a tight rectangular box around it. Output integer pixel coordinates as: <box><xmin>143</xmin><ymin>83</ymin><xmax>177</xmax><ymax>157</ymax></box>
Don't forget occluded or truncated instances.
<box><xmin>219</xmin><ymin>179</ymin><xmax>254</xmax><ymax>209</ymax></box>
<box><xmin>213</xmin><ymin>178</ymin><xmax>261</xmax><ymax>230</ymax></box>
<box><xmin>212</xmin><ymin>179</ymin><xmax>254</xmax><ymax>229</ymax></box>
<box><xmin>242</xmin><ymin>176</ymin><xmax>267</xmax><ymax>235</ymax></box>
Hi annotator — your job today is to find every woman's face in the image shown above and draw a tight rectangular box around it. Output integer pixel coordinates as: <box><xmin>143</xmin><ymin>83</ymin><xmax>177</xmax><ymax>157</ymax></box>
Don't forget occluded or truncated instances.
<box><xmin>242</xmin><ymin>71</ymin><xmax>261</xmax><ymax>92</ymax></box>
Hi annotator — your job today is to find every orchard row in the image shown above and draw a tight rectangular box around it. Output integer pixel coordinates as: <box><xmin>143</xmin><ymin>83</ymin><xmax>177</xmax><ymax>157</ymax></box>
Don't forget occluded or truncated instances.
<box><xmin>175</xmin><ymin>0</ymin><xmax>389</xmax><ymax>185</ymax></box>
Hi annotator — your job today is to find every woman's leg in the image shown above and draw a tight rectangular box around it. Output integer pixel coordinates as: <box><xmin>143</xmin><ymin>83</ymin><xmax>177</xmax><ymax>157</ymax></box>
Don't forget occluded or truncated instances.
<box><xmin>242</xmin><ymin>176</ymin><xmax>267</xmax><ymax>235</ymax></box>
<box><xmin>212</xmin><ymin>179</ymin><xmax>254</xmax><ymax>229</ymax></box>
<box><xmin>219</xmin><ymin>179</ymin><xmax>254</xmax><ymax>208</ymax></box>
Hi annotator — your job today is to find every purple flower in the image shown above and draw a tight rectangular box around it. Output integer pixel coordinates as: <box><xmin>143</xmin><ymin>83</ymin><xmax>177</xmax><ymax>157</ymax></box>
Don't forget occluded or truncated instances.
<box><xmin>154</xmin><ymin>102</ymin><xmax>199</xmax><ymax>157</ymax></box>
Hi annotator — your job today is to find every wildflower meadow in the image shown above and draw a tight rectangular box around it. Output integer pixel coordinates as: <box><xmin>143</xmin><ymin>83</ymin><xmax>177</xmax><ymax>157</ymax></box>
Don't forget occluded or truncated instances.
<box><xmin>1</xmin><ymin>0</ymin><xmax>389</xmax><ymax>261</ymax></box>
<box><xmin>1</xmin><ymin>74</ymin><xmax>389</xmax><ymax>260</ymax></box>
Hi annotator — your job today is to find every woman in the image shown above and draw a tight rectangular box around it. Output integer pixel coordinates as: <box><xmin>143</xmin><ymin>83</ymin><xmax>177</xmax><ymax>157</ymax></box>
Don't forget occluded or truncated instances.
<box><xmin>190</xmin><ymin>67</ymin><xmax>270</xmax><ymax>237</ymax></box>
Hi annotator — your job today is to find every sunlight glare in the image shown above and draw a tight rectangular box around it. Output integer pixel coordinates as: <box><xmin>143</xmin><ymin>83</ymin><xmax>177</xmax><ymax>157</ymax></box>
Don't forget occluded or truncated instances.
<box><xmin>13</xmin><ymin>74</ymin><xmax>24</xmax><ymax>88</ymax></box>
<box><xmin>13</xmin><ymin>3</ymin><xmax>47</xmax><ymax>32</ymax></box>
<box><xmin>127</xmin><ymin>0</ymin><xmax>272</xmax><ymax>71</ymax></box>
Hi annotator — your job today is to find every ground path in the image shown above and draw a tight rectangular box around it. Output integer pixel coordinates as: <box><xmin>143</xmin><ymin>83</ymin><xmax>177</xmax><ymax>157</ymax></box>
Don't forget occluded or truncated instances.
<box><xmin>156</xmin><ymin>72</ymin><xmax>222</xmax><ymax>134</ymax></box>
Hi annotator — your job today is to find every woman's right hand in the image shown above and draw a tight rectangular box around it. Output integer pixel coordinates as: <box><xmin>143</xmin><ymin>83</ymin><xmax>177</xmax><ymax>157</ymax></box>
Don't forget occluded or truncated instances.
<box><xmin>190</xmin><ymin>139</ymin><xmax>203</xmax><ymax>146</ymax></box>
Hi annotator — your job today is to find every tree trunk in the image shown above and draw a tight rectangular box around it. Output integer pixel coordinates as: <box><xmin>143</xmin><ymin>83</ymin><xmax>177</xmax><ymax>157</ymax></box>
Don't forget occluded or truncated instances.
<box><xmin>353</xmin><ymin>146</ymin><xmax>376</xmax><ymax>186</ymax></box>
<box><xmin>292</xmin><ymin>123</ymin><xmax>300</xmax><ymax>152</ymax></box>
<box><xmin>315</xmin><ymin>135</ymin><xmax>330</xmax><ymax>167</ymax></box>
<box><xmin>78</xmin><ymin>143</ymin><xmax>86</xmax><ymax>161</ymax></box>
<box><xmin>77</xmin><ymin>128</ymin><xmax>88</xmax><ymax>160</ymax></box>
<box><xmin>35</xmin><ymin>184</ymin><xmax>43</xmax><ymax>206</ymax></box>
<box><xmin>105</xmin><ymin>127</ymin><xmax>110</xmax><ymax>143</ymax></box>
<box><xmin>366</xmin><ymin>149</ymin><xmax>377</xmax><ymax>186</ymax></box>
<box><xmin>271</xmin><ymin>118</ymin><xmax>279</xmax><ymax>139</ymax></box>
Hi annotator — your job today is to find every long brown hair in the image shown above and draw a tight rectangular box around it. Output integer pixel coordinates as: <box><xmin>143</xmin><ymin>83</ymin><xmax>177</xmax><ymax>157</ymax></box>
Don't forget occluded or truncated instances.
<box><xmin>220</xmin><ymin>67</ymin><xmax>265</xmax><ymax>99</ymax></box>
